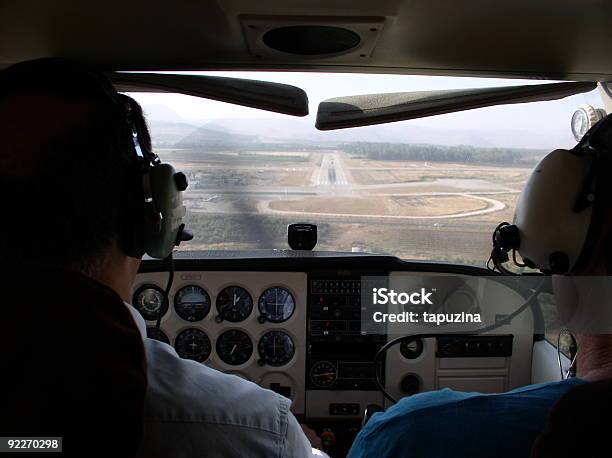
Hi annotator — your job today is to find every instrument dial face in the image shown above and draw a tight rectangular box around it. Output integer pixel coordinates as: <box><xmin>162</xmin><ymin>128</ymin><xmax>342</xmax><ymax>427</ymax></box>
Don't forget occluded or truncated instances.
<box><xmin>216</xmin><ymin>329</ymin><xmax>253</xmax><ymax>366</ymax></box>
<box><xmin>400</xmin><ymin>338</ymin><xmax>424</xmax><ymax>359</ymax></box>
<box><xmin>133</xmin><ymin>285</ymin><xmax>168</xmax><ymax>321</ymax></box>
<box><xmin>258</xmin><ymin>287</ymin><xmax>296</xmax><ymax>323</ymax></box>
<box><xmin>310</xmin><ymin>361</ymin><xmax>338</xmax><ymax>388</ymax></box>
<box><xmin>146</xmin><ymin>327</ymin><xmax>170</xmax><ymax>344</ymax></box>
<box><xmin>571</xmin><ymin>109</ymin><xmax>589</xmax><ymax>142</ymax></box>
<box><xmin>175</xmin><ymin>328</ymin><xmax>211</xmax><ymax>363</ymax></box>
<box><xmin>258</xmin><ymin>330</ymin><xmax>295</xmax><ymax>366</ymax></box>
<box><xmin>216</xmin><ymin>286</ymin><xmax>253</xmax><ymax>322</ymax></box>
<box><xmin>174</xmin><ymin>285</ymin><xmax>211</xmax><ymax>322</ymax></box>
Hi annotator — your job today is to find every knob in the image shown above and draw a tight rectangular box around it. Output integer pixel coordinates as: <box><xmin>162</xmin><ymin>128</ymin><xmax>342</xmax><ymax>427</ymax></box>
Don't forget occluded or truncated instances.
<box><xmin>320</xmin><ymin>430</ymin><xmax>336</xmax><ymax>448</ymax></box>
<box><xmin>362</xmin><ymin>404</ymin><xmax>384</xmax><ymax>427</ymax></box>
<box><xmin>400</xmin><ymin>375</ymin><xmax>420</xmax><ymax>396</ymax></box>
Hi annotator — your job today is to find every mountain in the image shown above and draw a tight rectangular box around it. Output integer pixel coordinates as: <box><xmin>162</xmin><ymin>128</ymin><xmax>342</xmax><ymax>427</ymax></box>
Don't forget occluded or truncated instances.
<box><xmin>173</xmin><ymin>124</ymin><xmax>257</xmax><ymax>150</ymax></box>
<box><xmin>143</xmin><ymin>104</ymin><xmax>185</xmax><ymax>123</ymax></box>
<box><xmin>148</xmin><ymin>120</ymin><xmax>201</xmax><ymax>148</ymax></box>
<box><xmin>201</xmin><ymin>117</ymin><xmax>572</xmax><ymax>149</ymax></box>
<box><xmin>142</xmin><ymin>103</ymin><xmax>575</xmax><ymax>150</ymax></box>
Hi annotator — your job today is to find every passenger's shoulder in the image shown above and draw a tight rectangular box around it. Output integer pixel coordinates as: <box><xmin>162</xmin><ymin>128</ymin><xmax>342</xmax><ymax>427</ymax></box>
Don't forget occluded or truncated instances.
<box><xmin>389</xmin><ymin>388</ymin><xmax>477</xmax><ymax>417</ymax></box>
<box><xmin>142</xmin><ymin>338</ymin><xmax>290</xmax><ymax>435</ymax></box>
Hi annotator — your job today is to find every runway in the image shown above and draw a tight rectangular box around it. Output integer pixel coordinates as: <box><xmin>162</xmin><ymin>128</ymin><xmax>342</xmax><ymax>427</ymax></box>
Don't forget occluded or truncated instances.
<box><xmin>187</xmin><ymin>150</ymin><xmax>516</xmax><ymax>220</ymax></box>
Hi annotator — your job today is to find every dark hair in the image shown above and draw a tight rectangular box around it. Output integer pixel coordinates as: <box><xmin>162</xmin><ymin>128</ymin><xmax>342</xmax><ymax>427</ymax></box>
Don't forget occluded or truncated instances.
<box><xmin>0</xmin><ymin>58</ymin><xmax>151</xmax><ymax>273</ymax></box>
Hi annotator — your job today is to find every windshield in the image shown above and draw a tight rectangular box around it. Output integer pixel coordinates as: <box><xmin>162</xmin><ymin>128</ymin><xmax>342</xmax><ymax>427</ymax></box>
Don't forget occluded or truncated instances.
<box><xmin>130</xmin><ymin>73</ymin><xmax>602</xmax><ymax>266</ymax></box>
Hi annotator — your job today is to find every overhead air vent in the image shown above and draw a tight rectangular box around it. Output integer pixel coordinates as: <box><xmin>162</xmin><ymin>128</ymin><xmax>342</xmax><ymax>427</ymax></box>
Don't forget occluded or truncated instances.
<box><xmin>263</xmin><ymin>26</ymin><xmax>360</xmax><ymax>56</ymax></box>
<box><xmin>241</xmin><ymin>15</ymin><xmax>385</xmax><ymax>61</ymax></box>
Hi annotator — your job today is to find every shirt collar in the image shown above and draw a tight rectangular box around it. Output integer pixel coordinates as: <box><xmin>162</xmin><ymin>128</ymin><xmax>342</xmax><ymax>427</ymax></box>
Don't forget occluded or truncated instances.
<box><xmin>124</xmin><ymin>302</ymin><xmax>147</xmax><ymax>339</ymax></box>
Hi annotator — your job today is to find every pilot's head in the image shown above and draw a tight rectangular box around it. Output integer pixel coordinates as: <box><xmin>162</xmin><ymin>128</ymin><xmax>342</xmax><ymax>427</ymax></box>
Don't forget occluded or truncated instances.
<box><xmin>492</xmin><ymin>113</ymin><xmax>612</xmax><ymax>339</ymax></box>
<box><xmin>0</xmin><ymin>59</ymin><xmax>150</xmax><ymax>298</ymax></box>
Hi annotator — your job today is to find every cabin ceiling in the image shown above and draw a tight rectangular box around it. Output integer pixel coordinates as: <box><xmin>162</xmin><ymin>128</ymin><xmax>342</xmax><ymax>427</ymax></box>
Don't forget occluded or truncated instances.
<box><xmin>1</xmin><ymin>0</ymin><xmax>611</xmax><ymax>80</ymax></box>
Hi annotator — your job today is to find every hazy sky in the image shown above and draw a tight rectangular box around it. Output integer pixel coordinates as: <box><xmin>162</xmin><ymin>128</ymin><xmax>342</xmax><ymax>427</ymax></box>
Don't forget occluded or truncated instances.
<box><xmin>130</xmin><ymin>72</ymin><xmax>605</xmax><ymax>149</ymax></box>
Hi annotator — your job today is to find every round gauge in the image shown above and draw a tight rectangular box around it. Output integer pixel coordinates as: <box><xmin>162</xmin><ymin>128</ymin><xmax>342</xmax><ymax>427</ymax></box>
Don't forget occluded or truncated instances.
<box><xmin>258</xmin><ymin>287</ymin><xmax>296</xmax><ymax>323</ymax></box>
<box><xmin>216</xmin><ymin>286</ymin><xmax>253</xmax><ymax>322</ymax></box>
<box><xmin>133</xmin><ymin>285</ymin><xmax>168</xmax><ymax>321</ymax></box>
<box><xmin>146</xmin><ymin>327</ymin><xmax>170</xmax><ymax>344</ymax></box>
<box><xmin>216</xmin><ymin>329</ymin><xmax>253</xmax><ymax>365</ymax></box>
<box><xmin>175</xmin><ymin>328</ymin><xmax>211</xmax><ymax>363</ymax></box>
<box><xmin>310</xmin><ymin>361</ymin><xmax>337</xmax><ymax>388</ymax></box>
<box><xmin>174</xmin><ymin>285</ymin><xmax>211</xmax><ymax>322</ymax></box>
<box><xmin>400</xmin><ymin>338</ymin><xmax>424</xmax><ymax>360</ymax></box>
<box><xmin>571</xmin><ymin>105</ymin><xmax>606</xmax><ymax>142</ymax></box>
<box><xmin>258</xmin><ymin>331</ymin><xmax>295</xmax><ymax>366</ymax></box>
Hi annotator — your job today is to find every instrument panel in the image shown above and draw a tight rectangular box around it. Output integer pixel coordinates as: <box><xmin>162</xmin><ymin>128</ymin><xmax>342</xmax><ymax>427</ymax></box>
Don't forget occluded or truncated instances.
<box><xmin>132</xmin><ymin>271</ymin><xmax>307</xmax><ymax>415</ymax></box>
<box><xmin>133</xmin><ymin>261</ymin><xmax>536</xmax><ymax>421</ymax></box>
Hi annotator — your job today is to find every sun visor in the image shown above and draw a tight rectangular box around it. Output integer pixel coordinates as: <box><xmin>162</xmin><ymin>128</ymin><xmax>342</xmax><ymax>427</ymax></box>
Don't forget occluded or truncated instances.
<box><xmin>315</xmin><ymin>81</ymin><xmax>596</xmax><ymax>130</ymax></box>
<box><xmin>108</xmin><ymin>72</ymin><xmax>309</xmax><ymax>117</ymax></box>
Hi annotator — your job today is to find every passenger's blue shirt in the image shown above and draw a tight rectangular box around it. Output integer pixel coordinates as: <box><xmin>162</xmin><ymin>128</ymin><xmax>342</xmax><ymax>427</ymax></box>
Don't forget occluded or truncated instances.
<box><xmin>349</xmin><ymin>378</ymin><xmax>586</xmax><ymax>458</ymax></box>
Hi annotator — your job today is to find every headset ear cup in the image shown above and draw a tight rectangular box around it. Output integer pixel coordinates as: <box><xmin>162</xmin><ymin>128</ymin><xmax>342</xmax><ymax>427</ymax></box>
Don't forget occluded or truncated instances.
<box><xmin>120</xmin><ymin>163</ymin><xmax>146</xmax><ymax>259</ymax></box>
<box><xmin>143</xmin><ymin>163</ymin><xmax>187</xmax><ymax>259</ymax></box>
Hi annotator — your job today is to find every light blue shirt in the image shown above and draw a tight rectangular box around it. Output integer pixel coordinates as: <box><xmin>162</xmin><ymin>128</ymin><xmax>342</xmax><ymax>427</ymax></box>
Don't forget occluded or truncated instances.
<box><xmin>348</xmin><ymin>378</ymin><xmax>586</xmax><ymax>458</ymax></box>
<box><xmin>125</xmin><ymin>304</ymin><xmax>325</xmax><ymax>458</ymax></box>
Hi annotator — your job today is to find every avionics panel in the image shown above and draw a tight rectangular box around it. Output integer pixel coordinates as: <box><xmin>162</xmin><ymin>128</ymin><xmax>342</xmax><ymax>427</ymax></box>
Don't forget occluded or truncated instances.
<box><xmin>306</xmin><ymin>277</ymin><xmax>385</xmax><ymax>391</ymax></box>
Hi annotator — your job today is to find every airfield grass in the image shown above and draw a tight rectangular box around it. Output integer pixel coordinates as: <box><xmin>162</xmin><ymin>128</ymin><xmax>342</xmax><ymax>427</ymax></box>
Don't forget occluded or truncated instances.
<box><xmin>268</xmin><ymin>195</ymin><xmax>487</xmax><ymax>217</ymax></box>
<box><xmin>182</xmin><ymin>211</ymin><xmax>493</xmax><ymax>267</ymax></box>
<box><xmin>350</xmin><ymin>166</ymin><xmax>530</xmax><ymax>187</ymax></box>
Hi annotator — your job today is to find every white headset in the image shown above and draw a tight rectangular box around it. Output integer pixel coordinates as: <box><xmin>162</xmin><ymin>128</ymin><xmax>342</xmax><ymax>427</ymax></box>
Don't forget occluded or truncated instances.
<box><xmin>492</xmin><ymin>113</ymin><xmax>612</xmax><ymax>274</ymax></box>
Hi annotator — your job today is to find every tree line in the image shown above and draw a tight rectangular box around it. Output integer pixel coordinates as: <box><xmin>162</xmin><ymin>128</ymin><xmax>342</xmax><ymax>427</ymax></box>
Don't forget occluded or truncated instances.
<box><xmin>343</xmin><ymin>142</ymin><xmax>546</xmax><ymax>165</ymax></box>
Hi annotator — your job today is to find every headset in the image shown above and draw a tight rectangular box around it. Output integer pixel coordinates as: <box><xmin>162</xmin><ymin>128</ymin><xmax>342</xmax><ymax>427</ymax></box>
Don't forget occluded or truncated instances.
<box><xmin>78</xmin><ymin>68</ymin><xmax>193</xmax><ymax>261</ymax></box>
<box><xmin>119</xmin><ymin>94</ymin><xmax>192</xmax><ymax>260</ymax></box>
<box><xmin>491</xmin><ymin>113</ymin><xmax>612</xmax><ymax>275</ymax></box>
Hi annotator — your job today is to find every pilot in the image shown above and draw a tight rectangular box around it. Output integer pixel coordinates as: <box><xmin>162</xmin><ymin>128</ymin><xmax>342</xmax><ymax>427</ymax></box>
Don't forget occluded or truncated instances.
<box><xmin>349</xmin><ymin>120</ymin><xmax>612</xmax><ymax>457</ymax></box>
<box><xmin>0</xmin><ymin>59</ymin><xmax>324</xmax><ymax>457</ymax></box>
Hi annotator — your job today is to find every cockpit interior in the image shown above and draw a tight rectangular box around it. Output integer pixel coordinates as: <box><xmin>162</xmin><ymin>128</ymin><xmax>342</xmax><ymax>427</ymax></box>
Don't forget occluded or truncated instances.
<box><xmin>2</xmin><ymin>1</ymin><xmax>612</xmax><ymax>457</ymax></box>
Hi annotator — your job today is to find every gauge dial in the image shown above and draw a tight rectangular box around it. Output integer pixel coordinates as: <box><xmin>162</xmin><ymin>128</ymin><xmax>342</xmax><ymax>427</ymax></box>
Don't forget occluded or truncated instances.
<box><xmin>216</xmin><ymin>286</ymin><xmax>253</xmax><ymax>322</ymax></box>
<box><xmin>571</xmin><ymin>109</ymin><xmax>589</xmax><ymax>142</ymax></box>
<box><xmin>258</xmin><ymin>287</ymin><xmax>296</xmax><ymax>323</ymax></box>
<box><xmin>216</xmin><ymin>329</ymin><xmax>253</xmax><ymax>365</ymax></box>
<box><xmin>146</xmin><ymin>327</ymin><xmax>170</xmax><ymax>344</ymax></box>
<box><xmin>571</xmin><ymin>105</ymin><xmax>606</xmax><ymax>142</ymax></box>
<box><xmin>400</xmin><ymin>338</ymin><xmax>423</xmax><ymax>359</ymax></box>
<box><xmin>258</xmin><ymin>330</ymin><xmax>295</xmax><ymax>366</ymax></box>
<box><xmin>174</xmin><ymin>285</ymin><xmax>211</xmax><ymax>322</ymax></box>
<box><xmin>310</xmin><ymin>361</ymin><xmax>337</xmax><ymax>388</ymax></box>
<box><xmin>175</xmin><ymin>328</ymin><xmax>211</xmax><ymax>363</ymax></box>
<box><xmin>133</xmin><ymin>285</ymin><xmax>168</xmax><ymax>321</ymax></box>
